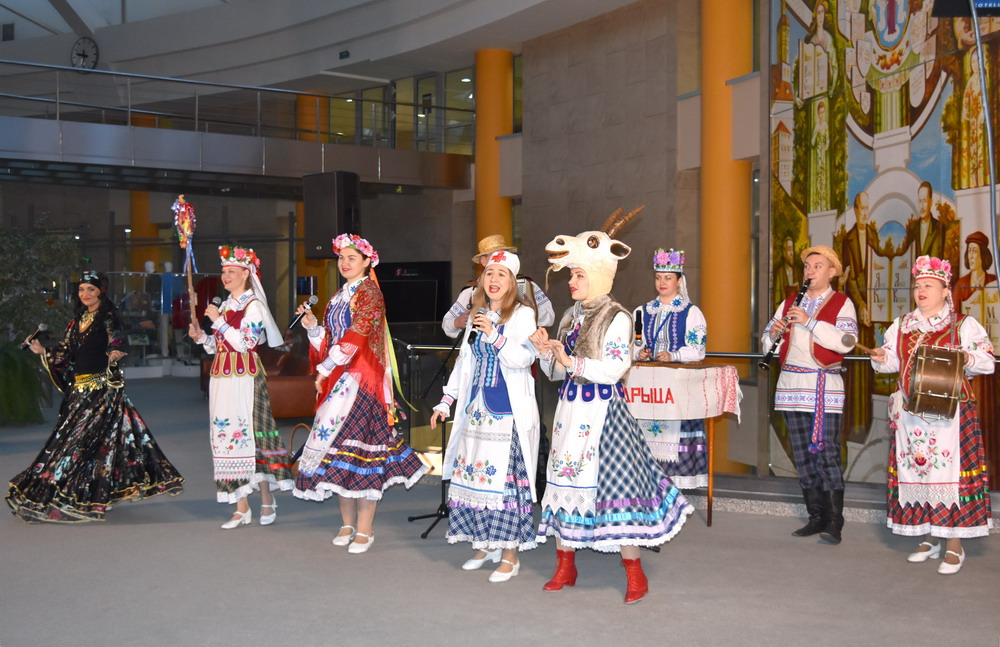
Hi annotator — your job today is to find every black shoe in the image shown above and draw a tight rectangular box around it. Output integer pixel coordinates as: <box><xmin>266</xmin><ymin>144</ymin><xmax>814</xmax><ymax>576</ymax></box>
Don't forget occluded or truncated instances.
<box><xmin>792</xmin><ymin>487</ymin><xmax>825</xmax><ymax>537</ymax></box>
<box><xmin>820</xmin><ymin>489</ymin><xmax>844</xmax><ymax>544</ymax></box>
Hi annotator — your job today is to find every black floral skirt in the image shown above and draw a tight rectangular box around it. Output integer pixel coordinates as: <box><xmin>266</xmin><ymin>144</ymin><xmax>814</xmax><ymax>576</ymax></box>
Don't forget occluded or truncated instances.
<box><xmin>5</xmin><ymin>376</ymin><xmax>184</xmax><ymax>523</ymax></box>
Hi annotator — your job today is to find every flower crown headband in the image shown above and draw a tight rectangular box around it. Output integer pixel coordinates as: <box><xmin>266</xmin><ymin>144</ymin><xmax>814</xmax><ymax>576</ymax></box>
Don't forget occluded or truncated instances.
<box><xmin>911</xmin><ymin>255</ymin><xmax>951</xmax><ymax>284</ymax></box>
<box><xmin>218</xmin><ymin>245</ymin><xmax>261</xmax><ymax>271</ymax></box>
<box><xmin>333</xmin><ymin>233</ymin><xmax>380</xmax><ymax>267</ymax></box>
<box><xmin>653</xmin><ymin>248</ymin><xmax>684</xmax><ymax>273</ymax></box>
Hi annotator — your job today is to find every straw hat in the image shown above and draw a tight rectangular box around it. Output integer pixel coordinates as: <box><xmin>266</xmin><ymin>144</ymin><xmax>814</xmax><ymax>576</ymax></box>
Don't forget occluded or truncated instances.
<box><xmin>472</xmin><ymin>234</ymin><xmax>517</xmax><ymax>262</ymax></box>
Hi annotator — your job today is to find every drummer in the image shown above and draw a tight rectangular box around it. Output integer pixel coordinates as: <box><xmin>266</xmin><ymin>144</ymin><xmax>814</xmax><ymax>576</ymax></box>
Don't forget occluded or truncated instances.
<box><xmin>632</xmin><ymin>248</ymin><xmax>708</xmax><ymax>489</ymax></box>
<box><xmin>762</xmin><ymin>245</ymin><xmax>857</xmax><ymax>544</ymax></box>
<box><xmin>869</xmin><ymin>255</ymin><xmax>994</xmax><ymax>575</ymax></box>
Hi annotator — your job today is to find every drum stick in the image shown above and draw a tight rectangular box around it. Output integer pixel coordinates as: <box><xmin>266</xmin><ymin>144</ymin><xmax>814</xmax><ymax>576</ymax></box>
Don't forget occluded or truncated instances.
<box><xmin>842</xmin><ymin>333</ymin><xmax>873</xmax><ymax>355</ymax></box>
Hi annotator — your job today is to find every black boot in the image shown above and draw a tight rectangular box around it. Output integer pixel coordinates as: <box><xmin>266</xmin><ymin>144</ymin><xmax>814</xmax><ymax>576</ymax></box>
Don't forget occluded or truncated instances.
<box><xmin>820</xmin><ymin>489</ymin><xmax>845</xmax><ymax>544</ymax></box>
<box><xmin>792</xmin><ymin>488</ymin><xmax>826</xmax><ymax>536</ymax></box>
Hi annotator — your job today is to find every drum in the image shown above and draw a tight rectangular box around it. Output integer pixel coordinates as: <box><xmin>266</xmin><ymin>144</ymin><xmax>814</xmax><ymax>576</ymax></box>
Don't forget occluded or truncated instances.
<box><xmin>904</xmin><ymin>345</ymin><xmax>964</xmax><ymax>420</ymax></box>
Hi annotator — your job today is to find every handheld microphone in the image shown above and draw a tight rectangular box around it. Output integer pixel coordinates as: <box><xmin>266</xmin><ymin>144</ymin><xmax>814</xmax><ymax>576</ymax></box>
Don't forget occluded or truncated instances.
<box><xmin>634</xmin><ymin>311</ymin><xmax>644</xmax><ymax>346</ymax></box>
<box><xmin>467</xmin><ymin>307</ymin><xmax>489</xmax><ymax>344</ymax></box>
<box><xmin>211</xmin><ymin>296</ymin><xmax>223</xmax><ymax>307</ymax></box>
<box><xmin>288</xmin><ymin>295</ymin><xmax>319</xmax><ymax>330</ymax></box>
<box><xmin>20</xmin><ymin>323</ymin><xmax>48</xmax><ymax>350</ymax></box>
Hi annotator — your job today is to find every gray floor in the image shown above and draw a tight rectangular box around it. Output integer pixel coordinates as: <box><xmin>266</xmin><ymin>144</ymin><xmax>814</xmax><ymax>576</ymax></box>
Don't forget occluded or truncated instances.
<box><xmin>1</xmin><ymin>378</ymin><xmax>998</xmax><ymax>647</ymax></box>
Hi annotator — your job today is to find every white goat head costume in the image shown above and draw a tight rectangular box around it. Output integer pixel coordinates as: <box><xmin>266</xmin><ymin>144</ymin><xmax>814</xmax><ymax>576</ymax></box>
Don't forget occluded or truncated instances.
<box><xmin>545</xmin><ymin>206</ymin><xmax>644</xmax><ymax>300</ymax></box>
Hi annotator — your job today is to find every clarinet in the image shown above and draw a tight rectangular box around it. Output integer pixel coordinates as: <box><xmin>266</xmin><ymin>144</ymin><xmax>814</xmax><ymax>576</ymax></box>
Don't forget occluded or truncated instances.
<box><xmin>758</xmin><ymin>278</ymin><xmax>811</xmax><ymax>371</ymax></box>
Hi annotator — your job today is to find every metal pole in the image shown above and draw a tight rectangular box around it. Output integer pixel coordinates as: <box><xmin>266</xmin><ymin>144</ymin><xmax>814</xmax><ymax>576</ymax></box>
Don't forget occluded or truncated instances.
<box><xmin>969</xmin><ymin>2</ymin><xmax>1000</xmax><ymax>293</ymax></box>
<box><xmin>288</xmin><ymin>210</ymin><xmax>297</xmax><ymax>324</ymax></box>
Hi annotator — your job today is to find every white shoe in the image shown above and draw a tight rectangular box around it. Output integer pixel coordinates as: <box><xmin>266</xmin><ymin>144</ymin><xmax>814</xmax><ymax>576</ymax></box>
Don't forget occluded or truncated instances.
<box><xmin>488</xmin><ymin>559</ymin><xmax>520</xmax><ymax>583</ymax></box>
<box><xmin>906</xmin><ymin>541</ymin><xmax>941</xmax><ymax>563</ymax></box>
<box><xmin>259</xmin><ymin>501</ymin><xmax>277</xmax><ymax>526</ymax></box>
<box><xmin>332</xmin><ymin>525</ymin><xmax>356</xmax><ymax>546</ymax></box>
<box><xmin>937</xmin><ymin>549</ymin><xmax>965</xmax><ymax>575</ymax></box>
<box><xmin>348</xmin><ymin>532</ymin><xmax>374</xmax><ymax>554</ymax></box>
<box><xmin>221</xmin><ymin>509</ymin><xmax>251</xmax><ymax>529</ymax></box>
<box><xmin>462</xmin><ymin>549</ymin><xmax>502</xmax><ymax>571</ymax></box>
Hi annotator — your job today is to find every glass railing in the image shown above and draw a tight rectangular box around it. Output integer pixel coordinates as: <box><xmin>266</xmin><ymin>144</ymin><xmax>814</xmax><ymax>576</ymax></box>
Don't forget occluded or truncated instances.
<box><xmin>0</xmin><ymin>59</ymin><xmax>475</xmax><ymax>154</ymax></box>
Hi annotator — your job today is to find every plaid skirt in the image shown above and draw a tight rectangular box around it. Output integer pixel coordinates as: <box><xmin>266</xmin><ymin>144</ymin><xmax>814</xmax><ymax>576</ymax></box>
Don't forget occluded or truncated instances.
<box><xmin>537</xmin><ymin>398</ymin><xmax>693</xmax><ymax>552</ymax></box>
<box><xmin>657</xmin><ymin>419</ymin><xmax>708</xmax><ymax>489</ymax></box>
<box><xmin>294</xmin><ymin>388</ymin><xmax>428</xmax><ymax>501</ymax></box>
<box><xmin>446</xmin><ymin>432</ymin><xmax>536</xmax><ymax>551</ymax></box>
<box><xmin>216</xmin><ymin>373</ymin><xmax>295</xmax><ymax>503</ymax></box>
<box><xmin>887</xmin><ymin>401</ymin><xmax>993</xmax><ymax>538</ymax></box>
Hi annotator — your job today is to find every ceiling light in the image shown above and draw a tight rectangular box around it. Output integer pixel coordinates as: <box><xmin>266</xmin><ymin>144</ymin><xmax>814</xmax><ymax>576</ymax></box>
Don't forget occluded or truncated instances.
<box><xmin>124</xmin><ymin>228</ymin><xmax>132</xmax><ymax>233</ymax></box>
<box><xmin>461</xmin><ymin>77</ymin><xmax>471</xmax><ymax>83</ymax></box>
<box><xmin>346</xmin><ymin>98</ymin><xmax>353</xmax><ymax>103</ymax></box>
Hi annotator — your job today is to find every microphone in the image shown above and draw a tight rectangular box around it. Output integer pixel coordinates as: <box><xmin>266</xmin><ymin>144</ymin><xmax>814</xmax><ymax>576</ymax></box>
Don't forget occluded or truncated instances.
<box><xmin>288</xmin><ymin>295</ymin><xmax>319</xmax><ymax>330</ymax></box>
<box><xmin>467</xmin><ymin>307</ymin><xmax>488</xmax><ymax>344</ymax></box>
<box><xmin>211</xmin><ymin>296</ymin><xmax>223</xmax><ymax>307</ymax></box>
<box><xmin>20</xmin><ymin>323</ymin><xmax>48</xmax><ymax>350</ymax></box>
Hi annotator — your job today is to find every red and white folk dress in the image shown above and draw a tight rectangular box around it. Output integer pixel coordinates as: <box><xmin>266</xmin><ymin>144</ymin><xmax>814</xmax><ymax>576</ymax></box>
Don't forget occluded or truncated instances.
<box><xmin>198</xmin><ymin>291</ymin><xmax>294</xmax><ymax>502</ymax></box>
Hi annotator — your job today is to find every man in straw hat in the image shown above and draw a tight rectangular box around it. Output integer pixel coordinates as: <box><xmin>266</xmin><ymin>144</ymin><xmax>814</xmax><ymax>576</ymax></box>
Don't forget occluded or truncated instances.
<box><xmin>442</xmin><ymin>234</ymin><xmax>554</xmax><ymax>338</ymax></box>
<box><xmin>762</xmin><ymin>245</ymin><xmax>858</xmax><ymax>545</ymax></box>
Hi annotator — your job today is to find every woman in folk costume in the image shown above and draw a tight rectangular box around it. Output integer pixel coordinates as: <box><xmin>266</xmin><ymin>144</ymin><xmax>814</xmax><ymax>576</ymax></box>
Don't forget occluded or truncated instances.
<box><xmin>294</xmin><ymin>234</ymin><xmax>427</xmax><ymax>553</ymax></box>
<box><xmin>869</xmin><ymin>256</ymin><xmax>994</xmax><ymax>575</ymax></box>
<box><xmin>632</xmin><ymin>248</ymin><xmax>709</xmax><ymax>488</ymax></box>
<box><xmin>529</xmin><ymin>207</ymin><xmax>694</xmax><ymax>604</ymax></box>
<box><xmin>189</xmin><ymin>246</ymin><xmax>294</xmax><ymax>529</ymax></box>
<box><xmin>7</xmin><ymin>272</ymin><xmax>184</xmax><ymax>523</ymax></box>
<box><xmin>430</xmin><ymin>250</ymin><xmax>540</xmax><ymax>583</ymax></box>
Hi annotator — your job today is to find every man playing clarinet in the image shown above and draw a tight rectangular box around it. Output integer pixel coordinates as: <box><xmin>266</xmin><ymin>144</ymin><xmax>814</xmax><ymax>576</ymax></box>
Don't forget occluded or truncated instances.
<box><xmin>762</xmin><ymin>245</ymin><xmax>858</xmax><ymax>544</ymax></box>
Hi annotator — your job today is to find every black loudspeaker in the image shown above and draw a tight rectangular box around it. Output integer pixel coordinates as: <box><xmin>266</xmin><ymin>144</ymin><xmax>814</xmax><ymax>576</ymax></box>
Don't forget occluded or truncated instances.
<box><xmin>304</xmin><ymin>171</ymin><xmax>360</xmax><ymax>259</ymax></box>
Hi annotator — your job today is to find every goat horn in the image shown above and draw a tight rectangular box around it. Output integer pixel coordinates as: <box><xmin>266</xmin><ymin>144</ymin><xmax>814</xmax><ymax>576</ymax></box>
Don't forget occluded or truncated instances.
<box><xmin>605</xmin><ymin>205</ymin><xmax>645</xmax><ymax>239</ymax></box>
<box><xmin>599</xmin><ymin>208</ymin><xmax>624</xmax><ymax>234</ymax></box>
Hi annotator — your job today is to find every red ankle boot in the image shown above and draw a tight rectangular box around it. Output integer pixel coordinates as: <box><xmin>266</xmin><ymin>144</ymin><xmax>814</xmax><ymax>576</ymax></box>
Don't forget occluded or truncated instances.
<box><xmin>621</xmin><ymin>558</ymin><xmax>649</xmax><ymax>604</ymax></box>
<box><xmin>543</xmin><ymin>550</ymin><xmax>578</xmax><ymax>591</ymax></box>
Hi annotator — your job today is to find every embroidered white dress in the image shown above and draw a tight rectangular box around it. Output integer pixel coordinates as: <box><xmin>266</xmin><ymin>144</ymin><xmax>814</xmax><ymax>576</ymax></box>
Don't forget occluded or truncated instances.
<box><xmin>537</xmin><ymin>302</ymin><xmax>693</xmax><ymax>552</ymax></box>
<box><xmin>197</xmin><ymin>291</ymin><xmax>294</xmax><ymax>502</ymax></box>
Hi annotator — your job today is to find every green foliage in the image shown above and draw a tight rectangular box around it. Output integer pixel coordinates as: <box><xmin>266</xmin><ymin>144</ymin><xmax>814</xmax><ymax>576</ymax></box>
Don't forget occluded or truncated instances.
<box><xmin>0</xmin><ymin>222</ymin><xmax>79</xmax><ymax>425</ymax></box>
<box><xmin>0</xmin><ymin>222</ymin><xmax>80</xmax><ymax>342</ymax></box>
<box><xmin>0</xmin><ymin>342</ymin><xmax>45</xmax><ymax>425</ymax></box>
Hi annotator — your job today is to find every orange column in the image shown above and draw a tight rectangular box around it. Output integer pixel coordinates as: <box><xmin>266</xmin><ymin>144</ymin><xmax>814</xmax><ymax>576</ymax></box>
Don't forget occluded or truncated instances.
<box><xmin>296</xmin><ymin>94</ymin><xmax>330</xmax><ymax>142</ymax></box>
<box><xmin>700</xmin><ymin>0</ymin><xmax>753</xmax><ymax>474</ymax></box>
<box><xmin>129</xmin><ymin>191</ymin><xmax>159</xmax><ymax>272</ymax></box>
<box><xmin>474</xmin><ymin>50</ymin><xmax>513</xmax><ymax>242</ymax></box>
<box><xmin>295</xmin><ymin>202</ymin><xmax>332</xmax><ymax>301</ymax></box>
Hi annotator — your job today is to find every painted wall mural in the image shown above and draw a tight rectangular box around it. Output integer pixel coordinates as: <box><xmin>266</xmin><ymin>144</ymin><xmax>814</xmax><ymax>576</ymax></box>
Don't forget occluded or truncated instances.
<box><xmin>769</xmin><ymin>0</ymin><xmax>999</xmax><ymax>481</ymax></box>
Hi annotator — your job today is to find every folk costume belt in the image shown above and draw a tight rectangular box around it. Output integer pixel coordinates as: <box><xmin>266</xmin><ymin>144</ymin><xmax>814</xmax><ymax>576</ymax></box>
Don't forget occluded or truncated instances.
<box><xmin>783</xmin><ymin>364</ymin><xmax>839</xmax><ymax>454</ymax></box>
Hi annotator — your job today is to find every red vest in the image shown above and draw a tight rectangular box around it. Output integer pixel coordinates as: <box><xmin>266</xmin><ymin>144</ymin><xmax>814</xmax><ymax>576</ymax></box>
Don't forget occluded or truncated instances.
<box><xmin>778</xmin><ymin>290</ymin><xmax>848</xmax><ymax>369</ymax></box>
<box><xmin>210</xmin><ymin>299</ymin><xmax>261</xmax><ymax>377</ymax></box>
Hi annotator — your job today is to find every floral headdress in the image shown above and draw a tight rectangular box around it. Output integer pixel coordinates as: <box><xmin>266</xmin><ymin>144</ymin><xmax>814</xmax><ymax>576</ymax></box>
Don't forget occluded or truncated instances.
<box><xmin>218</xmin><ymin>245</ymin><xmax>261</xmax><ymax>272</ymax></box>
<box><xmin>653</xmin><ymin>248</ymin><xmax>684</xmax><ymax>273</ymax></box>
<box><xmin>912</xmin><ymin>255</ymin><xmax>951</xmax><ymax>284</ymax></box>
<box><xmin>333</xmin><ymin>233</ymin><xmax>380</xmax><ymax>268</ymax></box>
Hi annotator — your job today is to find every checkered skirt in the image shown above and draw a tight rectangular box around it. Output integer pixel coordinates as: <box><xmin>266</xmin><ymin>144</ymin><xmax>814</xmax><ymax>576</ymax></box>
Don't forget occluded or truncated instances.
<box><xmin>537</xmin><ymin>398</ymin><xmax>693</xmax><ymax>552</ymax></box>
<box><xmin>215</xmin><ymin>373</ymin><xmax>295</xmax><ymax>502</ymax></box>
<box><xmin>294</xmin><ymin>388</ymin><xmax>428</xmax><ymax>501</ymax></box>
<box><xmin>658</xmin><ymin>419</ymin><xmax>708</xmax><ymax>489</ymax></box>
<box><xmin>887</xmin><ymin>402</ymin><xmax>993</xmax><ymax>538</ymax></box>
<box><xmin>446</xmin><ymin>432</ymin><xmax>536</xmax><ymax>551</ymax></box>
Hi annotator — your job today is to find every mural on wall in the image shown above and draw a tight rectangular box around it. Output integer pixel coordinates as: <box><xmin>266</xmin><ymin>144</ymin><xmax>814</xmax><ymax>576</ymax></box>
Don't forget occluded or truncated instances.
<box><xmin>769</xmin><ymin>0</ymin><xmax>1000</xmax><ymax>480</ymax></box>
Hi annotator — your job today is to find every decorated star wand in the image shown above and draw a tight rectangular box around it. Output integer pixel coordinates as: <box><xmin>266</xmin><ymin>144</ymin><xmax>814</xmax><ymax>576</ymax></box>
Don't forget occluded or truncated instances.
<box><xmin>172</xmin><ymin>194</ymin><xmax>199</xmax><ymax>324</ymax></box>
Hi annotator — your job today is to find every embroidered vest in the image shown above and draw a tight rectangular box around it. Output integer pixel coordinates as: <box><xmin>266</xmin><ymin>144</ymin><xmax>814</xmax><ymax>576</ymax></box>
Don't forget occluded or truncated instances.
<box><xmin>467</xmin><ymin>323</ymin><xmax>513</xmax><ymax>416</ymax></box>
<box><xmin>778</xmin><ymin>291</ymin><xmax>848</xmax><ymax>369</ymax></box>
<box><xmin>210</xmin><ymin>300</ymin><xmax>261</xmax><ymax>377</ymax></box>
<box><xmin>557</xmin><ymin>318</ymin><xmax>627</xmax><ymax>402</ymax></box>
<box><xmin>641</xmin><ymin>301</ymin><xmax>692</xmax><ymax>353</ymax></box>
<box><xmin>898</xmin><ymin>314</ymin><xmax>974</xmax><ymax>403</ymax></box>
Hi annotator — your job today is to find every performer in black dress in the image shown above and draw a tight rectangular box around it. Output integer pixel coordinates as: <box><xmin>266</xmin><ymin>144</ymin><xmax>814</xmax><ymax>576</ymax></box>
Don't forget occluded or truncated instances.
<box><xmin>6</xmin><ymin>271</ymin><xmax>184</xmax><ymax>523</ymax></box>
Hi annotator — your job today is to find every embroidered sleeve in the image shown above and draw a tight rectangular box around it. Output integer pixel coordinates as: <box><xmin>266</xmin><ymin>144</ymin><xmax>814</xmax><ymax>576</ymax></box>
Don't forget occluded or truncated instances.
<box><xmin>761</xmin><ymin>303</ymin><xmax>785</xmax><ymax>353</ymax></box>
<box><xmin>199</xmin><ymin>331</ymin><xmax>218</xmax><ymax>354</ymax></box>
<box><xmin>532</xmin><ymin>281</ymin><xmax>556</xmax><ymax>327</ymax></box>
<box><xmin>872</xmin><ymin>319</ymin><xmax>900</xmax><ymax>374</ymax></box>
<box><xmin>103</xmin><ymin>309</ymin><xmax>127</xmax><ymax>355</ymax></box>
<box><xmin>673</xmin><ymin>305</ymin><xmax>707</xmax><ymax>363</ymax></box>
<box><xmin>575</xmin><ymin>312</ymin><xmax>632</xmax><ymax>384</ymax></box>
<box><xmin>218</xmin><ymin>301</ymin><xmax>264</xmax><ymax>353</ymax></box>
<box><xmin>811</xmin><ymin>298</ymin><xmax>857</xmax><ymax>353</ymax></box>
<box><xmin>960</xmin><ymin>316</ymin><xmax>996</xmax><ymax>376</ymax></box>
<box><xmin>442</xmin><ymin>287</ymin><xmax>474</xmax><ymax>339</ymax></box>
